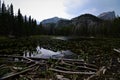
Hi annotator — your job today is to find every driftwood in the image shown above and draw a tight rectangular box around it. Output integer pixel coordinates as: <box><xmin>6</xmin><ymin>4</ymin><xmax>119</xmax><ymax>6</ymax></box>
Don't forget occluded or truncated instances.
<box><xmin>49</xmin><ymin>68</ymin><xmax>95</xmax><ymax>75</ymax></box>
<box><xmin>23</xmin><ymin>57</ymin><xmax>39</xmax><ymax>64</ymax></box>
<box><xmin>86</xmin><ymin>66</ymin><xmax>106</xmax><ymax>80</ymax></box>
<box><xmin>55</xmin><ymin>66</ymin><xmax>72</xmax><ymax>71</ymax></box>
<box><xmin>0</xmin><ymin>55</ymin><xmax>101</xmax><ymax>80</ymax></box>
<box><xmin>0</xmin><ymin>63</ymin><xmax>38</xmax><ymax>80</ymax></box>
<box><xmin>77</xmin><ymin>66</ymin><xmax>97</xmax><ymax>71</ymax></box>
<box><xmin>64</xmin><ymin>61</ymin><xmax>98</xmax><ymax>69</ymax></box>
<box><xmin>0</xmin><ymin>56</ymin><xmax>48</xmax><ymax>80</ymax></box>
<box><xmin>0</xmin><ymin>64</ymin><xmax>6</xmax><ymax>68</ymax></box>
<box><xmin>113</xmin><ymin>48</ymin><xmax>120</xmax><ymax>53</ymax></box>
<box><xmin>60</xmin><ymin>61</ymin><xmax>98</xmax><ymax>71</ymax></box>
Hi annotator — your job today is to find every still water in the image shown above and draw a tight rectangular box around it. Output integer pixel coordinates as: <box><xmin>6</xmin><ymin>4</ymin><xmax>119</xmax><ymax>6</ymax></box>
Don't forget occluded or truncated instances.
<box><xmin>23</xmin><ymin>46</ymin><xmax>76</xmax><ymax>59</ymax></box>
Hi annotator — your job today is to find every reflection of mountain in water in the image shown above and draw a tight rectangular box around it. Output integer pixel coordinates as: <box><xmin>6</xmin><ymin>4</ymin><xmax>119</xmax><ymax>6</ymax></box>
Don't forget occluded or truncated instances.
<box><xmin>23</xmin><ymin>46</ymin><xmax>76</xmax><ymax>59</ymax></box>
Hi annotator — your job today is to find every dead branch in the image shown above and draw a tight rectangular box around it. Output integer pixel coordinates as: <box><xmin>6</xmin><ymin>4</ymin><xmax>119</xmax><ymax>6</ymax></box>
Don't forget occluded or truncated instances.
<box><xmin>59</xmin><ymin>61</ymin><xmax>98</xmax><ymax>71</ymax></box>
<box><xmin>64</xmin><ymin>61</ymin><xmax>98</xmax><ymax>69</ymax></box>
<box><xmin>113</xmin><ymin>48</ymin><xmax>120</xmax><ymax>53</ymax></box>
<box><xmin>86</xmin><ymin>66</ymin><xmax>106</xmax><ymax>80</ymax></box>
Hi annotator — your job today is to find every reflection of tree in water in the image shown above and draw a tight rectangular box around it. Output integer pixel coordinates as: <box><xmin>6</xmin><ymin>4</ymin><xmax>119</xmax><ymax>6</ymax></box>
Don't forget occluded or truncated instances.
<box><xmin>36</xmin><ymin>46</ymin><xmax>42</xmax><ymax>54</ymax></box>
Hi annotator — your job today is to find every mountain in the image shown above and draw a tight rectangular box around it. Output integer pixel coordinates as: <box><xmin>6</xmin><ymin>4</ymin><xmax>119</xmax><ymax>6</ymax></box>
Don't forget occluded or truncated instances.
<box><xmin>39</xmin><ymin>11</ymin><xmax>120</xmax><ymax>37</ymax></box>
<box><xmin>72</xmin><ymin>14</ymin><xmax>102</xmax><ymax>25</ymax></box>
<box><xmin>41</xmin><ymin>17</ymin><xmax>64</xmax><ymax>24</ymax></box>
<box><xmin>41</xmin><ymin>14</ymin><xmax>103</xmax><ymax>35</ymax></box>
<box><xmin>41</xmin><ymin>14</ymin><xmax>102</xmax><ymax>27</ymax></box>
<box><xmin>98</xmin><ymin>11</ymin><xmax>116</xmax><ymax>20</ymax></box>
<box><xmin>71</xmin><ymin>14</ymin><xmax>102</xmax><ymax>35</ymax></box>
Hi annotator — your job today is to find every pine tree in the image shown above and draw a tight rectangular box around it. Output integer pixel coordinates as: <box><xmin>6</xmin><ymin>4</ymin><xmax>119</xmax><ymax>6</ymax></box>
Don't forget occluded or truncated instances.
<box><xmin>8</xmin><ymin>4</ymin><xmax>14</xmax><ymax>36</ymax></box>
<box><xmin>2</xmin><ymin>2</ymin><xmax>6</xmax><ymax>14</ymax></box>
<box><xmin>16</xmin><ymin>9</ymin><xmax>24</xmax><ymax>36</ymax></box>
<box><xmin>10</xmin><ymin>4</ymin><xmax>14</xmax><ymax>16</ymax></box>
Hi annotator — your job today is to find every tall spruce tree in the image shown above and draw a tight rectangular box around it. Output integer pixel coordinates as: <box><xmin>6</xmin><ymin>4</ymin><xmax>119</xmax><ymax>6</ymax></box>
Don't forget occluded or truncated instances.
<box><xmin>10</xmin><ymin>4</ymin><xmax>14</xmax><ymax>16</ymax></box>
<box><xmin>2</xmin><ymin>2</ymin><xmax>6</xmax><ymax>14</ymax></box>
<box><xmin>16</xmin><ymin>9</ymin><xmax>24</xmax><ymax>36</ymax></box>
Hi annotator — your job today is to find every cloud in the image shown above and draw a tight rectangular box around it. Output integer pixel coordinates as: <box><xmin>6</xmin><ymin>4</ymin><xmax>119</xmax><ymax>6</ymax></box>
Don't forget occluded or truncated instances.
<box><xmin>19</xmin><ymin>0</ymin><xmax>68</xmax><ymax>21</ymax></box>
<box><xmin>3</xmin><ymin>0</ymin><xmax>71</xmax><ymax>21</ymax></box>
<box><xmin>64</xmin><ymin>0</ymin><xmax>120</xmax><ymax>17</ymax></box>
<box><xmin>64</xmin><ymin>0</ymin><xmax>89</xmax><ymax>16</ymax></box>
<box><xmin>64</xmin><ymin>0</ymin><xmax>89</xmax><ymax>8</ymax></box>
<box><xmin>2</xmin><ymin>0</ymin><xmax>120</xmax><ymax>21</ymax></box>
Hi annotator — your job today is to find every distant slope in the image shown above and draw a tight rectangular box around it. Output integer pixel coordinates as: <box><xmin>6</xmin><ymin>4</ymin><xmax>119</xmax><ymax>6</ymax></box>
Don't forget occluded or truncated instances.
<box><xmin>41</xmin><ymin>17</ymin><xmax>64</xmax><ymax>24</ymax></box>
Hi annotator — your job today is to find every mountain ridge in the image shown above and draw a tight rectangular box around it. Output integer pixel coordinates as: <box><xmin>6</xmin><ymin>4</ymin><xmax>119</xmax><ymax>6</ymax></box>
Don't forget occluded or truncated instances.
<box><xmin>41</xmin><ymin>11</ymin><xmax>116</xmax><ymax>25</ymax></box>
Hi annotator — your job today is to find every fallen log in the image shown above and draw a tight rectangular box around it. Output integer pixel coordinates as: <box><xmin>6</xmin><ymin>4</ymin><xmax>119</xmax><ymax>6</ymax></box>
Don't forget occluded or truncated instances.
<box><xmin>0</xmin><ymin>63</ymin><xmax>38</xmax><ymax>80</ymax></box>
<box><xmin>113</xmin><ymin>48</ymin><xmax>120</xmax><ymax>53</ymax></box>
<box><xmin>49</xmin><ymin>68</ymin><xmax>95</xmax><ymax>75</ymax></box>
<box><xmin>23</xmin><ymin>57</ymin><xmax>39</xmax><ymax>64</ymax></box>
<box><xmin>60</xmin><ymin>62</ymin><xmax>98</xmax><ymax>71</ymax></box>
<box><xmin>64</xmin><ymin>61</ymin><xmax>98</xmax><ymax>69</ymax></box>
<box><xmin>77</xmin><ymin>66</ymin><xmax>97</xmax><ymax>72</ymax></box>
<box><xmin>86</xmin><ymin>66</ymin><xmax>106</xmax><ymax>80</ymax></box>
<box><xmin>55</xmin><ymin>66</ymin><xmax>72</xmax><ymax>71</ymax></box>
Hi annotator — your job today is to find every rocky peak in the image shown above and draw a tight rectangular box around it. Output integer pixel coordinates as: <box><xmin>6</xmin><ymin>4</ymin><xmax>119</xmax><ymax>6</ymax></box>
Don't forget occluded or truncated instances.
<box><xmin>98</xmin><ymin>11</ymin><xmax>116</xmax><ymax>20</ymax></box>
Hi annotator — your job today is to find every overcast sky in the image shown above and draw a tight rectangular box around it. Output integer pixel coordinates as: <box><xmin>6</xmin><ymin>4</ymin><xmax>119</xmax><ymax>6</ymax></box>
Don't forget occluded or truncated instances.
<box><xmin>2</xmin><ymin>0</ymin><xmax>120</xmax><ymax>21</ymax></box>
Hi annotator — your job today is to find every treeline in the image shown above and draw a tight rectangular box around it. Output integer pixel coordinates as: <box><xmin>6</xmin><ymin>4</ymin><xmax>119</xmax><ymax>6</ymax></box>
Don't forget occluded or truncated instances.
<box><xmin>0</xmin><ymin>2</ymin><xmax>41</xmax><ymax>37</ymax></box>
<box><xmin>72</xmin><ymin>18</ymin><xmax>120</xmax><ymax>37</ymax></box>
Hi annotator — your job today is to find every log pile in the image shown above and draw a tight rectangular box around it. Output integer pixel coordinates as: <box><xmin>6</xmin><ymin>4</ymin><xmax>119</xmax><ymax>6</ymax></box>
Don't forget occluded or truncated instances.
<box><xmin>0</xmin><ymin>55</ymin><xmax>106</xmax><ymax>80</ymax></box>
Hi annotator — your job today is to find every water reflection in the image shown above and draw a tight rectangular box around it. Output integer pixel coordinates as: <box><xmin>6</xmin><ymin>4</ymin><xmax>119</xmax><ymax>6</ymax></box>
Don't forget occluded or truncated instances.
<box><xmin>23</xmin><ymin>46</ymin><xmax>76</xmax><ymax>59</ymax></box>
<box><xmin>53</xmin><ymin>36</ymin><xmax>68</xmax><ymax>40</ymax></box>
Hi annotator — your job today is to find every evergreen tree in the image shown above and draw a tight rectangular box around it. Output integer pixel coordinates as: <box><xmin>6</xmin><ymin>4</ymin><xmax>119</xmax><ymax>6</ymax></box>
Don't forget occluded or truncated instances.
<box><xmin>38</xmin><ymin>22</ymin><xmax>44</xmax><ymax>34</ymax></box>
<box><xmin>10</xmin><ymin>4</ymin><xmax>14</xmax><ymax>16</ymax></box>
<box><xmin>2</xmin><ymin>2</ymin><xmax>6</xmax><ymax>14</ymax></box>
<box><xmin>0</xmin><ymin>1</ymin><xmax>39</xmax><ymax>37</ymax></box>
<box><xmin>16</xmin><ymin>9</ymin><xmax>24</xmax><ymax>36</ymax></box>
<box><xmin>9</xmin><ymin>4</ymin><xmax>14</xmax><ymax>36</ymax></box>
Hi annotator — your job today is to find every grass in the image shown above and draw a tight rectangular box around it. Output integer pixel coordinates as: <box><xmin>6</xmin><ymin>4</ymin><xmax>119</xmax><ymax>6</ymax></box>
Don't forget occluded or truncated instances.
<box><xmin>0</xmin><ymin>36</ymin><xmax>8</xmax><ymax>40</ymax></box>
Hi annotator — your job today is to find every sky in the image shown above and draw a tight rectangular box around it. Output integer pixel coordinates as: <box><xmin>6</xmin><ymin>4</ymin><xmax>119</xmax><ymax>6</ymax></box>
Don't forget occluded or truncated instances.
<box><xmin>1</xmin><ymin>0</ymin><xmax>120</xmax><ymax>22</ymax></box>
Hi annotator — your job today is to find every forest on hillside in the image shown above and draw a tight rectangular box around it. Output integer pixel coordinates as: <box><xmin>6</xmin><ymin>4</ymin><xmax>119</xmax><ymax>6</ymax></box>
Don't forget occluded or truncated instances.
<box><xmin>41</xmin><ymin>14</ymin><xmax>120</xmax><ymax>37</ymax></box>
